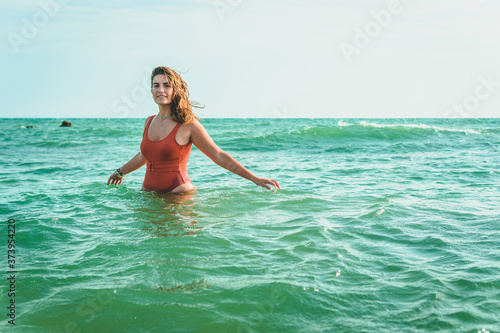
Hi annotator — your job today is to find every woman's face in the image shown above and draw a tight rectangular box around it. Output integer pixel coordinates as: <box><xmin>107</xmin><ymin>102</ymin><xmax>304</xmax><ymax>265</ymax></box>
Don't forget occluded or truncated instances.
<box><xmin>151</xmin><ymin>74</ymin><xmax>174</xmax><ymax>105</ymax></box>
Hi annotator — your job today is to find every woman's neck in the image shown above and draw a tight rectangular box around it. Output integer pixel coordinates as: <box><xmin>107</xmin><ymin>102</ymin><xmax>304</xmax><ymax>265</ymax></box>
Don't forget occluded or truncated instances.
<box><xmin>158</xmin><ymin>104</ymin><xmax>172</xmax><ymax>117</ymax></box>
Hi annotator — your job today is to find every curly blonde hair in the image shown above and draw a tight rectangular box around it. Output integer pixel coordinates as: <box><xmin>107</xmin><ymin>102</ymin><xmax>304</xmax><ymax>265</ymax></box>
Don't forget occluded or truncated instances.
<box><xmin>150</xmin><ymin>66</ymin><xmax>203</xmax><ymax>124</ymax></box>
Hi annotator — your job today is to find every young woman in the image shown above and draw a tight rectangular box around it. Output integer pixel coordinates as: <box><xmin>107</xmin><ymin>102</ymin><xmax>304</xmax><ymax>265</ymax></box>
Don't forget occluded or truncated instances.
<box><xmin>107</xmin><ymin>66</ymin><xmax>281</xmax><ymax>193</ymax></box>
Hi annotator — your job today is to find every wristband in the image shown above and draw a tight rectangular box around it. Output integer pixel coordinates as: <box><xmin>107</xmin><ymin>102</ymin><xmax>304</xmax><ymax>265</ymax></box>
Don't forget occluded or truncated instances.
<box><xmin>116</xmin><ymin>168</ymin><xmax>124</xmax><ymax>178</ymax></box>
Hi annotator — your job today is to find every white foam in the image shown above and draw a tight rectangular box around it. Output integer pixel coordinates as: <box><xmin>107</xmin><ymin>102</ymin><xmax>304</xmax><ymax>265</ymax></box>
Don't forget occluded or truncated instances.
<box><xmin>358</xmin><ymin>121</ymin><xmax>480</xmax><ymax>134</ymax></box>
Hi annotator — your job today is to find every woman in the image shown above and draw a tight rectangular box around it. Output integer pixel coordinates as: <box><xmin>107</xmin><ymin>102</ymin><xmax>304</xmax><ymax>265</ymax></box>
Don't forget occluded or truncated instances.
<box><xmin>107</xmin><ymin>66</ymin><xmax>281</xmax><ymax>193</ymax></box>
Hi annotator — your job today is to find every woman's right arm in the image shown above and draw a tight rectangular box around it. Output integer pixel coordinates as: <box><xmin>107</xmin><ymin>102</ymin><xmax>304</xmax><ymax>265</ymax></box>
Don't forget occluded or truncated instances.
<box><xmin>107</xmin><ymin>117</ymin><xmax>150</xmax><ymax>186</ymax></box>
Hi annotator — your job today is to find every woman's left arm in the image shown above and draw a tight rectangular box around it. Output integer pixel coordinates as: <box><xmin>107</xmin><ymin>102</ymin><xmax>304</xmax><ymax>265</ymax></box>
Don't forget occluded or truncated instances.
<box><xmin>189</xmin><ymin>120</ymin><xmax>281</xmax><ymax>191</ymax></box>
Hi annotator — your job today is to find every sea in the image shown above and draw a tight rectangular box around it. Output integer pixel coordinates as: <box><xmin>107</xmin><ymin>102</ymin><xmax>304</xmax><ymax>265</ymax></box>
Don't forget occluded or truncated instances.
<box><xmin>1</xmin><ymin>118</ymin><xmax>499</xmax><ymax>333</ymax></box>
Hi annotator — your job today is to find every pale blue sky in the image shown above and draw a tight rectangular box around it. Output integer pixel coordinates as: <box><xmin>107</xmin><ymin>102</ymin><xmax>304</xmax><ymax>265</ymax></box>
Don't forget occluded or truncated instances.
<box><xmin>1</xmin><ymin>0</ymin><xmax>499</xmax><ymax>118</ymax></box>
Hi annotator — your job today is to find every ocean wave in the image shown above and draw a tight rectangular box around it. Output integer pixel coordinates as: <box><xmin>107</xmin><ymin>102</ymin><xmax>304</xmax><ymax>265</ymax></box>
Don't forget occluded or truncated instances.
<box><xmin>294</xmin><ymin>120</ymin><xmax>476</xmax><ymax>137</ymax></box>
<box><xmin>222</xmin><ymin>120</ymin><xmax>486</xmax><ymax>151</ymax></box>
<box><xmin>272</xmin><ymin>121</ymin><xmax>483</xmax><ymax>142</ymax></box>
<box><xmin>357</xmin><ymin>121</ymin><xmax>481</xmax><ymax>135</ymax></box>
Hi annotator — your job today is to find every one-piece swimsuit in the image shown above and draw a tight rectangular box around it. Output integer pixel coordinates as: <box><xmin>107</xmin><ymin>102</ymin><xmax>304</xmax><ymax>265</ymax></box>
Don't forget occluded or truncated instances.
<box><xmin>140</xmin><ymin>116</ymin><xmax>192</xmax><ymax>192</ymax></box>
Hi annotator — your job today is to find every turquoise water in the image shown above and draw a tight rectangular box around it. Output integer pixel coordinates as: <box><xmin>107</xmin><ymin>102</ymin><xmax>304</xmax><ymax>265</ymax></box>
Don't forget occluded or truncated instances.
<box><xmin>1</xmin><ymin>118</ymin><xmax>499</xmax><ymax>332</ymax></box>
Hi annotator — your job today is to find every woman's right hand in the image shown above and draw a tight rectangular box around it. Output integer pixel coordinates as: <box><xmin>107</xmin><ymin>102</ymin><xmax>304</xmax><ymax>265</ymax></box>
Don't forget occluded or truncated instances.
<box><xmin>107</xmin><ymin>172</ymin><xmax>123</xmax><ymax>186</ymax></box>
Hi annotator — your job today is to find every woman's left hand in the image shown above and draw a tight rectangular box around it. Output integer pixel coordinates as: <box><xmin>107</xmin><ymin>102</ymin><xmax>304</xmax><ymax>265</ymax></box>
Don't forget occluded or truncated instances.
<box><xmin>253</xmin><ymin>177</ymin><xmax>281</xmax><ymax>191</ymax></box>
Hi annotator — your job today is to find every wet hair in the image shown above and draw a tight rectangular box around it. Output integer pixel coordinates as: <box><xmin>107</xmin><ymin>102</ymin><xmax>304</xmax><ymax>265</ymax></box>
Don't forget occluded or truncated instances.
<box><xmin>150</xmin><ymin>66</ymin><xmax>203</xmax><ymax>124</ymax></box>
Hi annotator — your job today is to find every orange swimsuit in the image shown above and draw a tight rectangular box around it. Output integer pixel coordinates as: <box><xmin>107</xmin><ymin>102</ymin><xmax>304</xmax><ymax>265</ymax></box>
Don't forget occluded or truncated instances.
<box><xmin>140</xmin><ymin>116</ymin><xmax>192</xmax><ymax>192</ymax></box>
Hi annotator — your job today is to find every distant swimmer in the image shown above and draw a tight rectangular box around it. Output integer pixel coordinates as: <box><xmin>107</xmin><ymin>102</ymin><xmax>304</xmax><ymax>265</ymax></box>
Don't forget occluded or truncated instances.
<box><xmin>60</xmin><ymin>121</ymin><xmax>72</xmax><ymax>127</ymax></box>
<box><xmin>107</xmin><ymin>66</ymin><xmax>281</xmax><ymax>193</ymax></box>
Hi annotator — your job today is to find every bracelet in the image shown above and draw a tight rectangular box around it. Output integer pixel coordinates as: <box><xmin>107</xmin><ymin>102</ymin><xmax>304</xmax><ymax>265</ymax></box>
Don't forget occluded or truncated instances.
<box><xmin>116</xmin><ymin>168</ymin><xmax>124</xmax><ymax>178</ymax></box>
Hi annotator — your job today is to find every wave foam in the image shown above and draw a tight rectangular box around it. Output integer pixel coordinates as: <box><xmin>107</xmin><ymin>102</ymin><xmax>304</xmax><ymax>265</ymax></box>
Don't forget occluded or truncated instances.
<box><xmin>358</xmin><ymin>121</ymin><xmax>480</xmax><ymax>135</ymax></box>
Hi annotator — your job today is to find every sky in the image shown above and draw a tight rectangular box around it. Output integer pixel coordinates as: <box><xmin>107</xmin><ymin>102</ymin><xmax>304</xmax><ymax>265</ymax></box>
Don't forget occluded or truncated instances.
<box><xmin>1</xmin><ymin>0</ymin><xmax>499</xmax><ymax>118</ymax></box>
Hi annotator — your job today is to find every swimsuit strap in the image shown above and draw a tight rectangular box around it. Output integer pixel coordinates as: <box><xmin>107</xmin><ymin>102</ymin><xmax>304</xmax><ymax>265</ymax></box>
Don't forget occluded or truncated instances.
<box><xmin>171</xmin><ymin>122</ymin><xmax>182</xmax><ymax>136</ymax></box>
<box><xmin>143</xmin><ymin>115</ymin><xmax>155</xmax><ymax>138</ymax></box>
